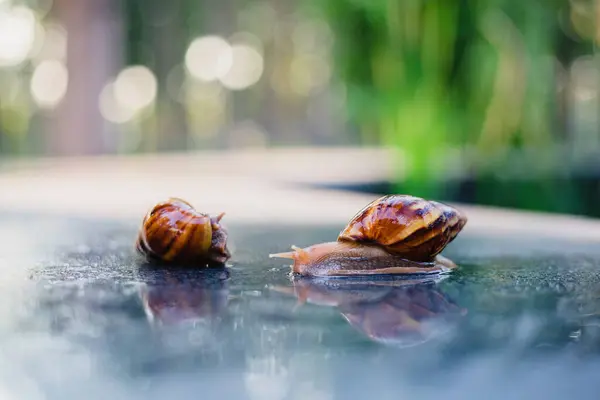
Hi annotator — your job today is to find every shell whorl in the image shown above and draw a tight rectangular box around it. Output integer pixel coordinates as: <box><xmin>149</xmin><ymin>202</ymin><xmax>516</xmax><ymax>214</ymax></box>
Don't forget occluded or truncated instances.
<box><xmin>136</xmin><ymin>198</ymin><xmax>230</xmax><ymax>265</ymax></box>
<box><xmin>337</xmin><ymin>195</ymin><xmax>467</xmax><ymax>262</ymax></box>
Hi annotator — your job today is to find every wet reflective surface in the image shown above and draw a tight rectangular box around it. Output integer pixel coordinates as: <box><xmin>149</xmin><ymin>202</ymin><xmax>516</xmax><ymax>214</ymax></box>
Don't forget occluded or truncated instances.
<box><xmin>3</xmin><ymin>212</ymin><xmax>600</xmax><ymax>399</ymax></box>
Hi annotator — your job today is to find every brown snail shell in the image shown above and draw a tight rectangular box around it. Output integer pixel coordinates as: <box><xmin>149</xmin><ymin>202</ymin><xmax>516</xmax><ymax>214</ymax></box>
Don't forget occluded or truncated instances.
<box><xmin>136</xmin><ymin>198</ymin><xmax>231</xmax><ymax>265</ymax></box>
<box><xmin>269</xmin><ymin>194</ymin><xmax>467</xmax><ymax>277</ymax></box>
<box><xmin>338</xmin><ymin>194</ymin><xmax>466</xmax><ymax>262</ymax></box>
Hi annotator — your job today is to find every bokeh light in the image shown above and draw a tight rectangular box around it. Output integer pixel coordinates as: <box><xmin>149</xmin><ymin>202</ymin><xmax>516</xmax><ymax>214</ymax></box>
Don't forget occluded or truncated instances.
<box><xmin>33</xmin><ymin>23</ymin><xmax>67</xmax><ymax>63</ymax></box>
<box><xmin>28</xmin><ymin>19</ymin><xmax>46</xmax><ymax>61</ymax></box>
<box><xmin>113</xmin><ymin>65</ymin><xmax>158</xmax><ymax>113</ymax></box>
<box><xmin>99</xmin><ymin>65</ymin><xmax>158</xmax><ymax>125</ymax></box>
<box><xmin>289</xmin><ymin>54</ymin><xmax>331</xmax><ymax>96</ymax></box>
<box><xmin>0</xmin><ymin>5</ymin><xmax>36</xmax><ymax>67</ymax></box>
<box><xmin>219</xmin><ymin>44</ymin><xmax>264</xmax><ymax>90</ymax></box>
<box><xmin>185</xmin><ymin>36</ymin><xmax>233</xmax><ymax>82</ymax></box>
<box><xmin>29</xmin><ymin>59</ymin><xmax>68</xmax><ymax>109</ymax></box>
<box><xmin>99</xmin><ymin>81</ymin><xmax>136</xmax><ymax>124</ymax></box>
<box><xmin>0</xmin><ymin>0</ymin><xmax>596</xmax><ymax>220</ymax></box>
<box><xmin>570</xmin><ymin>55</ymin><xmax>599</xmax><ymax>102</ymax></box>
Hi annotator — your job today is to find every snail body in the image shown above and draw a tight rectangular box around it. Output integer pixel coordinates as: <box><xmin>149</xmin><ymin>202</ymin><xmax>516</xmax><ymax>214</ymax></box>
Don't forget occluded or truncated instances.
<box><xmin>269</xmin><ymin>194</ymin><xmax>467</xmax><ymax>277</ymax></box>
<box><xmin>136</xmin><ymin>198</ymin><xmax>231</xmax><ymax>266</ymax></box>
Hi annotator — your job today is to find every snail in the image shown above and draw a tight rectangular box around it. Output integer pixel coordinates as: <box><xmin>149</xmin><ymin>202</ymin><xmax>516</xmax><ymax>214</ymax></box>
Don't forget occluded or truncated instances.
<box><xmin>136</xmin><ymin>198</ymin><xmax>231</xmax><ymax>266</ymax></box>
<box><xmin>269</xmin><ymin>194</ymin><xmax>467</xmax><ymax>277</ymax></box>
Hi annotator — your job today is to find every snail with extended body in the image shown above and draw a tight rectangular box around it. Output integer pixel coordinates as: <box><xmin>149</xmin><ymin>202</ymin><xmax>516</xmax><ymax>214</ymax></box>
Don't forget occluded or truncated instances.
<box><xmin>270</xmin><ymin>194</ymin><xmax>467</xmax><ymax>277</ymax></box>
<box><xmin>136</xmin><ymin>198</ymin><xmax>231</xmax><ymax>266</ymax></box>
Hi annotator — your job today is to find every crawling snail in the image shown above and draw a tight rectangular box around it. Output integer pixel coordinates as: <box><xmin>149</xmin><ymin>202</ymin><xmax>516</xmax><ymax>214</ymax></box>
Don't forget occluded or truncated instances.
<box><xmin>136</xmin><ymin>198</ymin><xmax>231</xmax><ymax>266</ymax></box>
<box><xmin>270</xmin><ymin>194</ymin><xmax>467</xmax><ymax>277</ymax></box>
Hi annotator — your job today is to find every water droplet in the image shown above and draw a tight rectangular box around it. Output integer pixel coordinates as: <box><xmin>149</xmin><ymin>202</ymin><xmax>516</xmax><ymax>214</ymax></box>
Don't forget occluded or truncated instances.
<box><xmin>569</xmin><ymin>329</ymin><xmax>581</xmax><ymax>340</ymax></box>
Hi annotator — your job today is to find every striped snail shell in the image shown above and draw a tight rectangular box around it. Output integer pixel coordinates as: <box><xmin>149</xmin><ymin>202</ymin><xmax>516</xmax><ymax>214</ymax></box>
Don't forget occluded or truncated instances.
<box><xmin>270</xmin><ymin>194</ymin><xmax>467</xmax><ymax>277</ymax></box>
<box><xmin>338</xmin><ymin>194</ymin><xmax>467</xmax><ymax>262</ymax></box>
<box><xmin>136</xmin><ymin>198</ymin><xmax>231</xmax><ymax>265</ymax></box>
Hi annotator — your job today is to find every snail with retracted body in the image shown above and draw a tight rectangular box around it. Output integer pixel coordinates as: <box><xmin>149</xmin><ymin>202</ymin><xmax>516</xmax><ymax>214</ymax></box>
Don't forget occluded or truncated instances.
<box><xmin>136</xmin><ymin>198</ymin><xmax>231</xmax><ymax>266</ymax></box>
<box><xmin>270</xmin><ymin>194</ymin><xmax>467</xmax><ymax>277</ymax></box>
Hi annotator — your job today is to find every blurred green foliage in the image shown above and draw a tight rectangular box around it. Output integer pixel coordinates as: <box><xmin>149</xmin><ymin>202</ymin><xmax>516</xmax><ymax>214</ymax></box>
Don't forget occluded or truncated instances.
<box><xmin>1</xmin><ymin>0</ymin><xmax>600</xmax><ymax>216</ymax></box>
<box><xmin>313</xmin><ymin>0</ymin><xmax>600</xmax><ymax>213</ymax></box>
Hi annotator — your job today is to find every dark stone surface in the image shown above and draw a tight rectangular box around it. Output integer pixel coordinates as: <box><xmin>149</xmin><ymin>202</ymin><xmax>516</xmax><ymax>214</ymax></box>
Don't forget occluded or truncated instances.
<box><xmin>2</xmin><ymin>211</ymin><xmax>600</xmax><ymax>399</ymax></box>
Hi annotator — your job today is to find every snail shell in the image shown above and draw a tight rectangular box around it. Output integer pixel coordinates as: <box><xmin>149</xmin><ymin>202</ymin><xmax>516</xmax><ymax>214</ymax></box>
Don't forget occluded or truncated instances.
<box><xmin>269</xmin><ymin>194</ymin><xmax>467</xmax><ymax>277</ymax></box>
<box><xmin>136</xmin><ymin>198</ymin><xmax>231</xmax><ymax>265</ymax></box>
<box><xmin>338</xmin><ymin>194</ymin><xmax>466</xmax><ymax>262</ymax></box>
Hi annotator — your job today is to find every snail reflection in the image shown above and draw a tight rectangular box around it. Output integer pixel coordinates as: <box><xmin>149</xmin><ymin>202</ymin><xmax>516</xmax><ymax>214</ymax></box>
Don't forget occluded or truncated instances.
<box><xmin>273</xmin><ymin>276</ymin><xmax>467</xmax><ymax>347</ymax></box>
<box><xmin>136</xmin><ymin>265</ymin><xmax>230</xmax><ymax>326</ymax></box>
<box><xmin>133</xmin><ymin>266</ymin><xmax>238</xmax><ymax>373</ymax></box>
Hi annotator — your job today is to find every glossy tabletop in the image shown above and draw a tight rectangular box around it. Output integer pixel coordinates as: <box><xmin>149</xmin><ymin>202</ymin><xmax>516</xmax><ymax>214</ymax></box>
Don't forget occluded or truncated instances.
<box><xmin>2</xmin><ymin>210</ymin><xmax>600</xmax><ymax>400</ymax></box>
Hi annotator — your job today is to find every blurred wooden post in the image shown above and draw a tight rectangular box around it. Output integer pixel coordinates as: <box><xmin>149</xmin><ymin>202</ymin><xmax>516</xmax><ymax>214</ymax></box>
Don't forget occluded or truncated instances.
<box><xmin>50</xmin><ymin>0</ymin><xmax>122</xmax><ymax>156</ymax></box>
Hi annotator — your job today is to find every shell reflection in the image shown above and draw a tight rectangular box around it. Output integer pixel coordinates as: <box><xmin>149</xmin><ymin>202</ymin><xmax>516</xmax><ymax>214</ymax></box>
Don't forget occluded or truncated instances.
<box><xmin>137</xmin><ymin>265</ymin><xmax>230</xmax><ymax>326</ymax></box>
<box><xmin>274</xmin><ymin>276</ymin><xmax>467</xmax><ymax>348</ymax></box>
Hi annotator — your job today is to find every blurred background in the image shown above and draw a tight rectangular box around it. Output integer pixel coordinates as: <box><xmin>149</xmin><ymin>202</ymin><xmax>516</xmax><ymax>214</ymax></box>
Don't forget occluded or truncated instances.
<box><xmin>0</xmin><ymin>0</ymin><xmax>598</xmax><ymax>217</ymax></box>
